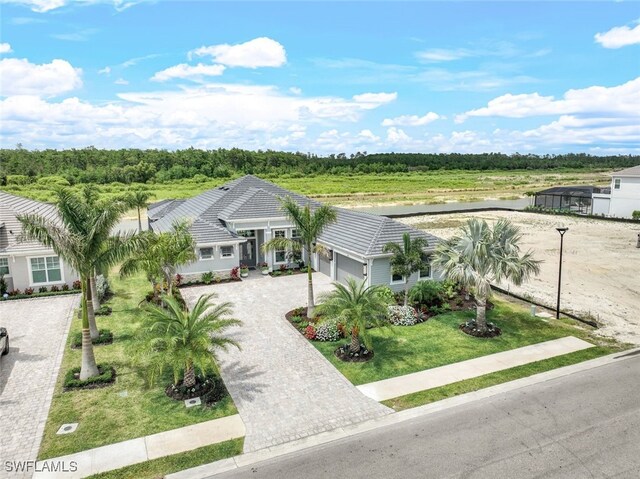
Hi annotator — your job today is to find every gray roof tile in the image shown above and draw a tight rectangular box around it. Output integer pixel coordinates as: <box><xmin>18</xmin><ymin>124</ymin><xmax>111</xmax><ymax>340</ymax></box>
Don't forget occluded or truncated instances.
<box><xmin>0</xmin><ymin>191</ymin><xmax>59</xmax><ymax>253</ymax></box>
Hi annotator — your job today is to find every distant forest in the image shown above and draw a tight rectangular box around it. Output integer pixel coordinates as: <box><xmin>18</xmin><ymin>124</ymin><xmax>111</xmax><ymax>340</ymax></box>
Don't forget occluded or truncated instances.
<box><xmin>1</xmin><ymin>147</ymin><xmax>638</xmax><ymax>185</ymax></box>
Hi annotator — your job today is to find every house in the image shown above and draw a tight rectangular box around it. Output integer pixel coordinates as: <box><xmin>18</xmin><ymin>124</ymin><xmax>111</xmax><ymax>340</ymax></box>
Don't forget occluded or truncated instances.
<box><xmin>0</xmin><ymin>191</ymin><xmax>80</xmax><ymax>293</ymax></box>
<box><xmin>148</xmin><ymin>175</ymin><xmax>442</xmax><ymax>292</ymax></box>
<box><xmin>592</xmin><ymin>165</ymin><xmax>640</xmax><ymax>219</ymax></box>
<box><xmin>533</xmin><ymin>186</ymin><xmax>604</xmax><ymax>215</ymax></box>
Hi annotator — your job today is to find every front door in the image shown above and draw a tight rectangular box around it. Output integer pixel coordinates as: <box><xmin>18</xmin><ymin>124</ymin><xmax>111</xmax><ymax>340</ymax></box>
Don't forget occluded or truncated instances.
<box><xmin>240</xmin><ymin>238</ymin><xmax>256</xmax><ymax>268</ymax></box>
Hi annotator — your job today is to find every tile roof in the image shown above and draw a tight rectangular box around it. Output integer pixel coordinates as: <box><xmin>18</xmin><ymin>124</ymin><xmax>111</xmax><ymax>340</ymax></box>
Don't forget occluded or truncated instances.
<box><xmin>0</xmin><ymin>191</ymin><xmax>58</xmax><ymax>253</ymax></box>
<box><xmin>148</xmin><ymin>175</ymin><xmax>441</xmax><ymax>258</ymax></box>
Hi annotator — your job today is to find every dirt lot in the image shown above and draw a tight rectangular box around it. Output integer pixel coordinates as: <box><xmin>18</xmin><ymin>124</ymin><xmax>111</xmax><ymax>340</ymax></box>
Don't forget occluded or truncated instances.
<box><xmin>401</xmin><ymin>211</ymin><xmax>640</xmax><ymax>345</ymax></box>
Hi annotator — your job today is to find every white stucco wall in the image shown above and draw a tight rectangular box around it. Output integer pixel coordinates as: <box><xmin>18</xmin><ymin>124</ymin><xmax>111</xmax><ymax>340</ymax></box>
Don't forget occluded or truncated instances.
<box><xmin>609</xmin><ymin>176</ymin><xmax>640</xmax><ymax>219</ymax></box>
<box><xmin>1</xmin><ymin>253</ymin><xmax>79</xmax><ymax>292</ymax></box>
<box><xmin>592</xmin><ymin>194</ymin><xmax>611</xmax><ymax>216</ymax></box>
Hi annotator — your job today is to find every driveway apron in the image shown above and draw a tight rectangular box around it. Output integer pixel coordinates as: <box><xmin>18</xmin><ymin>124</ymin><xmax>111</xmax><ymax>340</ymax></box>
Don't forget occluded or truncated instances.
<box><xmin>0</xmin><ymin>294</ymin><xmax>79</xmax><ymax>478</ymax></box>
<box><xmin>180</xmin><ymin>273</ymin><xmax>391</xmax><ymax>453</ymax></box>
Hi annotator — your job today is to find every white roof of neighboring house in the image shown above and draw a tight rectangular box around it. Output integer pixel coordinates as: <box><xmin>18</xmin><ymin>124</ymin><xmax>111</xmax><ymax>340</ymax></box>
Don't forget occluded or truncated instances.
<box><xmin>0</xmin><ymin>191</ymin><xmax>58</xmax><ymax>254</ymax></box>
<box><xmin>612</xmin><ymin>165</ymin><xmax>640</xmax><ymax>178</ymax></box>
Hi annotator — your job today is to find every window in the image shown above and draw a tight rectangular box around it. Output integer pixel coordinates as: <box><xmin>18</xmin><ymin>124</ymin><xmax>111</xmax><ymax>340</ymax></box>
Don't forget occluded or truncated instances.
<box><xmin>614</xmin><ymin>178</ymin><xmax>621</xmax><ymax>190</ymax></box>
<box><xmin>220</xmin><ymin>246</ymin><xmax>234</xmax><ymax>258</ymax></box>
<box><xmin>199</xmin><ymin>247</ymin><xmax>214</xmax><ymax>260</ymax></box>
<box><xmin>0</xmin><ymin>258</ymin><xmax>9</xmax><ymax>276</ymax></box>
<box><xmin>274</xmin><ymin>230</ymin><xmax>286</xmax><ymax>263</ymax></box>
<box><xmin>30</xmin><ymin>256</ymin><xmax>61</xmax><ymax>284</ymax></box>
<box><xmin>419</xmin><ymin>265</ymin><xmax>432</xmax><ymax>279</ymax></box>
<box><xmin>391</xmin><ymin>272</ymin><xmax>405</xmax><ymax>284</ymax></box>
<box><xmin>237</xmin><ymin>230</ymin><xmax>255</xmax><ymax>238</ymax></box>
<box><xmin>291</xmin><ymin>229</ymin><xmax>301</xmax><ymax>239</ymax></box>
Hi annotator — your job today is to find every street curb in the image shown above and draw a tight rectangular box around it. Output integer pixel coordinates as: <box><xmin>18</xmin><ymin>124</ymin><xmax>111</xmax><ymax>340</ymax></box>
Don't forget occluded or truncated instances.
<box><xmin>167</xmin><ymin>346</ymin><xmax>639</xmax><ymax>479</ymax></box>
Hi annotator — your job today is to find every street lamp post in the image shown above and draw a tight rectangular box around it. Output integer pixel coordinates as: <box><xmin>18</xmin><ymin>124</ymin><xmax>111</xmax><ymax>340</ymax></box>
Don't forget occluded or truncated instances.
<box><xmin>556</xmin><ymin>227</ymin><xmax>568</xmax><ymax>319</ymax></box>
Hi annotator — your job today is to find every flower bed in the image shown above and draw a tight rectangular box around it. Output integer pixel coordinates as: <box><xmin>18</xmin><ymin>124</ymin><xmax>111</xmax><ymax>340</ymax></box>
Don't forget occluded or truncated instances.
<box><xmin>0</xmin><ymin>289</ymin><xmax>81</xmax><ymax>301</ymax></box>
<box><xmin>285</xmin><ymin>307</ymin><xmax>345</xmax><ymax>342</ymax></box>
<box><xmin>387</xmin><ymin>305</ymin><xmax>423</xmax><ymax>326</ymax></box>
<box><xmin>165</xmin><ymin>374</ymin><xmax>229</xmax><ymax>406</ymax></box>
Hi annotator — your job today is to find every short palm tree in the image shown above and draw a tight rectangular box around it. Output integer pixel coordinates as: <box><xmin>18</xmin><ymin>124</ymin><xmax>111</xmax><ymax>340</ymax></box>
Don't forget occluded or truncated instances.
<box><xmin>127</xmin><ymin>188</ymin><xmax>151</xmax><ymax>233</ymax></box>
<box><xmin>316</xmin><ymin>277</ymin><xmax>389</xmax><ymax>355</ymax></box>
<box><xmin>121</xmin><ymin>220</ymin><xmax>196</xmax><ymax>297</ymax></box>
<box><xmin>141</xmin><ymin>293</ymin><xmax>241</xmax><ymax>387</ymax></box>
<box><xmin>434</xmin><ymin>218</ymin><xmax>541</xmax><ymax>334</ymax></box>
<box><xmin>383</xmin><ymin>232</ymin><xmax>429</xmax><ymax>306</ymax></box>
<box><xmin>262</xmin><ymin>196</ymin><xmax>337</xmax><ymax>318</ymax></box>
<box><xmin>18</xmin><ymin>188</ymin><xmax>145</xmax><ymax>379</ymax></box>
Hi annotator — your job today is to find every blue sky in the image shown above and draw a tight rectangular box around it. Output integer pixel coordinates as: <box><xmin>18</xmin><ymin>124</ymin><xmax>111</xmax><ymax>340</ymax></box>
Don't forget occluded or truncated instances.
<box><xmin>0</xmin><ymin>1</ymin><xmax>639</xmax><ymax>154</ymax></box>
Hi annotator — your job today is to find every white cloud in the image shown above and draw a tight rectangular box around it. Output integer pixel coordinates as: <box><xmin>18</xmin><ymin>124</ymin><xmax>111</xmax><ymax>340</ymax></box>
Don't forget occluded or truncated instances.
<box><xmin>2</xmin><ymin>0</ymin><xmax>145</xmax><ymax>12</ymax></box>
<box><xmin>0</xmin><ymin>58</ymin><xmax>82</xmax><ymax>96</ymax></box>
<box><xmin>416</xmin><ymin>41</ymin><xmax>521</xmax><ymax>63</ymax></box>
<box><xmin>98</xmin><ymin>66</ymin><xmax>111</xmax><ymax>75</ymax></box>
<box><xmin>289</xmin><ymin>87</ymin><xmax>302</xmax><ymax>95</ymax></box>
<box><xmin>595</xmin><ymin>21</ymin><xmax>640</xmax><ymax>48</ymax></box>
<box><xmin>382</xmin><ymin>112</ymin><xmax>440</xmax><ymax>127</ymax></box>
<box><xmin>386</xmin><ymin>127</ymin><xmax>410</xmax><ymax>144</ymax></box>
<box><xmin>352</xmin><ymin>92</ymin><xmax>397</xmax><ymax>106</ymax></box>
<box><xmin>0</xmin><ymin>43</ymin><xmax>13</xmax><ymax>54</ymax></box>
<box><xmin>114</xmin><ymin>78</ymin><xmax>128</xmax><ymax>85</ymax></box>
<box><xmin>456</xmin><ymin>77</ymin><xmax>640</xmax><ymax>122</ymax></box>
<box><xmin>416</xmin><ymin>48</ymin><xmax>469</xmax><ymax>62</ymax></box>
<box><xmin>151</xmin><ymin>63</ymin><xmax>226</xmax><ymax>82</ymax></box>
<box><xmin>190</xmin><ymin>37</ymin><xmax>286</xmax><ymax>68</ymax></box>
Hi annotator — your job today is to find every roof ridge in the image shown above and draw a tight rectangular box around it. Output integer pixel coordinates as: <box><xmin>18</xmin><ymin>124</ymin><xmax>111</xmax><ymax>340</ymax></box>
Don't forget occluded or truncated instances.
<box><xmin>365</xmin><ymin>215</ymin><xmax>388</xmax><ymax>256</ymax></box>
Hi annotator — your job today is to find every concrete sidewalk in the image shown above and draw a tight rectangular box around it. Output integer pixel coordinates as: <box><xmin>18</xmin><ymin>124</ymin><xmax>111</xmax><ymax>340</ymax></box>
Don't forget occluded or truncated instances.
<box><xmin>357</xmin><ymin>336</ymin><xmax>594</xmax><ymax>401</ymax></box>
<box><xmin>32</xmin><ymin>414</ymin><xmax>245</xmax><ymax>479</ymax></box>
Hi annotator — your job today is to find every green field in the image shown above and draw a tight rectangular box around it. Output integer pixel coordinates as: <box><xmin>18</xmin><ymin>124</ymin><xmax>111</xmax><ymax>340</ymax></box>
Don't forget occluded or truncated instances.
<box><xmin>2</xmin><ymin>169</ymin><xmax>612</xmax><ymax>207</ymax></box>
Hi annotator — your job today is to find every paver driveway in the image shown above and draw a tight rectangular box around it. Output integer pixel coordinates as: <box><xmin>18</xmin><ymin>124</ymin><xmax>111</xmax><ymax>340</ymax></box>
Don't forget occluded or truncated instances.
<box><xmin>180</xmin><ymin>273</ymin><xmax>391</xmax><ymax>453</ymax></box>
<box><xmin>0</xmin><ymin>294</ymin><xmax>78</xmax><ymax>478</ymax></box>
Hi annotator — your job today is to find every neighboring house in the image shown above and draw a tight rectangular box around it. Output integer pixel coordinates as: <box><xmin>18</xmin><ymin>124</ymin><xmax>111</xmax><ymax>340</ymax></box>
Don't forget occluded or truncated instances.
<box><xmin>148</xmin><ymin>175</ymin><xmax>442</xmax><ymax>292</ymax></box>
<box><xmin>0</xmin><ymin>191</ymin><xmax>80</xmax><ymax>292</ymax></box>
<box><xmin>592</xmin><ymin>165</ymin><xmax>640</xmax><ymax>219</ymax></box>
<box><xmin>534</xmin><ymin>186</ymin><xmax>604</xmax><ymax>215</ymax></box>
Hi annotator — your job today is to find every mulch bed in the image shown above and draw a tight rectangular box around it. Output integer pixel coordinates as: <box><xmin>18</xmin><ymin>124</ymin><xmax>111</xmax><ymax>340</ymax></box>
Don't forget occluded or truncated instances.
<box><xmin>179</xmin><ymin>278</ymin><xmax>241</xmax><ymax>288</ymax></box>
<box><xmin>270</xmin><ymin>268</ymin><xmax>314</xmax><ymax>278</ymax></box>
<box><xmin>459</xmin><ymin>320</ymin><xmax>502</xmax><ymax>338</ymax></box>
<box><xmin>165</xmin><ymin>374</ymin><xmax>229</xmax><ymax>406</ymax></box>
<box><xmin>334</xmin><ymin>343</ymin><xmax>374</xmax><ymax>362</ymax></box>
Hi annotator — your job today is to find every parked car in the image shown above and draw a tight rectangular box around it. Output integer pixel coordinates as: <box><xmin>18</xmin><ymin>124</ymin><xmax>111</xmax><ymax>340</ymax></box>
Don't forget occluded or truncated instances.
<box><xmin>0</xmin><ymin>327</ymin><xmax>8</xmax><ymax>355</ymax></box>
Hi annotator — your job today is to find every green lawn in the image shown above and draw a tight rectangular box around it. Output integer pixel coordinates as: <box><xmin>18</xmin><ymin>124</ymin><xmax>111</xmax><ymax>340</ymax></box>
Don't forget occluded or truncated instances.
<box><xmin>312</xmin><ymin>298</ymin><xmax>626</xmax><ymax>386</ymax></box>
<box><xmin>88</xmin><ymin>438</ymin><xmax>243</xmax><ymax>479</ymax></box>
<box><xmin>38</xmin><ymin>273</ymin><xmax>238</xmax><ymax>460</ymax></box>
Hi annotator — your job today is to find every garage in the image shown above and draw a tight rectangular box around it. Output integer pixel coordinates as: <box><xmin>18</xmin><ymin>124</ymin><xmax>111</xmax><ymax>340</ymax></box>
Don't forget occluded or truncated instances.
<box><xmin>336</xmin><ymin>253</ymin><xmax>364</xmax><ymax>284</ymax></box>
<box><xmin>318</xmin><ymin>254</ymin><xmax>331</xmax><ymax>277</ymax></box>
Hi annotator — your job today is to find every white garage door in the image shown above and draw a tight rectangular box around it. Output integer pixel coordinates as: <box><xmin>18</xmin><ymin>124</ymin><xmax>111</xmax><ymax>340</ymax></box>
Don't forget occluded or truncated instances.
<box><xmin>318</xmin><ymin>255</ymin><xmax>331</xmax><ymax>277</ymax></box>
<box><xmin>336</xmin><ymin>253</ymin><xmax>364</xmax><ymax>284</ymax></box>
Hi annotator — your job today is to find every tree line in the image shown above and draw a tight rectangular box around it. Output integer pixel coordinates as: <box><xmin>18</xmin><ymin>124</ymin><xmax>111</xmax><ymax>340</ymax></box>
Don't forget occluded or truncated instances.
<box><xmin>1</xmin><ymin>146</ymin><xmax>638</xmax><ymax>185</ymax></box>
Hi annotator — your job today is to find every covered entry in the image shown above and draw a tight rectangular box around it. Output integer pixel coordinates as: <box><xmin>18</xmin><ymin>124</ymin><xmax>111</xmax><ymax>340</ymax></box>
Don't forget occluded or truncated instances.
<box><xmin>336</xmin><ymin>253</ymin><xmax>364</xmax><ymax>284</ymax></box>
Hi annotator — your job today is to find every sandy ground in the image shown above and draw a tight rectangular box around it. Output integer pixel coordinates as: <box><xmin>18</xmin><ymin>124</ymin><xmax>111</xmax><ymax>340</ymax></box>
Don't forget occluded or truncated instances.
<box><xmin>400</xmin><ymin>211</ymin><xmax>640</xmax><ymax>345</ymax></box>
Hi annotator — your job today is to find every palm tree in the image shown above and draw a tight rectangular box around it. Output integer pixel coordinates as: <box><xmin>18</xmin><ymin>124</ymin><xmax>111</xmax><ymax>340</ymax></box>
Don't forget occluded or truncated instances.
<box><xmin>383</xmin><ymin>232</ymin><xmax>429</xmax><ymax>306</ymax></box>
<box><xmin>127</xmin><ymin>188</ymin><xmax>151</xmax><ymax>233</ymax></box>
<box><xmin>434</xmin><ymin>218</ymin><xmax>541</xmax><ymax>334</ymax></box>
<box><xmin>18</xmin><ymin>189</ymin><xmax>145</xmax><ymax>379</ymax></box>
<box><xmin>141</xmin><ymin>293</ymin><xmax>241</xmax><ymax>387</ymax></box>
<box><xmin>316</xmin><ymin>278</ymin><xmax>389</xmax><ymax>355</ymax></box>
<box><xmin>262</xmin><ymin>196</ymin><xmax>337</xmax><ymax>318</ymax></box>
<box><xmin>121</xmin><ymin>220</ymin><xmax>196</xmax><ymax>297</ymax></box>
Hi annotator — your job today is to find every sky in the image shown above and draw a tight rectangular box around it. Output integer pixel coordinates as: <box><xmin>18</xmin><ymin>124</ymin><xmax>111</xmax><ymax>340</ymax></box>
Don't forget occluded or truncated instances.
<box><xmin>0</xmin><ymin>1</ymin><xmax>639</xmax><ymax>155</ymax></box>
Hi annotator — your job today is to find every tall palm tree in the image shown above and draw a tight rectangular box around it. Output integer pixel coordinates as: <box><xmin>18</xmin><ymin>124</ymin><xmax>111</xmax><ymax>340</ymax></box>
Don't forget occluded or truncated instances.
<box><xmin>316</xmin><ymin>278</ymin><xmax>389</xmax><ymax>355</ymax></box>
<box><xmin>141</xmin><ymin>293</ymin><xmax>241</xmax><ymax>387</ymax></box>
<box><xmin>127</xmin><ymin>188</ymin><xmax>151</xmax><ymax>233</ymax></box>
<box><xmin>262</xmin><ymin>196</ymin><xmax>337</xmax><ymax>318</ymax></box>
<box><xmin>434</xmin><ymin>218</ymin><xmax>541</xmax><ymax>334</ymax></box>
<box><xmin>383</xmin><ymin>232</ymin><xmax>429</xmax><ymax>306</ymax></box>
<box><xmin>120</xmin><ymin>220</ymin><xmax>196</xmax><ymax>297</ymax></box>
<box><xmin>18</xmin><ymin>189</ymin><xmax>145</xmax><ymax>379</ymax></box>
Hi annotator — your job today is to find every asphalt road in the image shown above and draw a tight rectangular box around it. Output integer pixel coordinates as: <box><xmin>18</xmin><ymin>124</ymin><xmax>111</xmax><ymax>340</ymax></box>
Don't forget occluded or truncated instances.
<box><xmin>216</xmin><ymin>353</ymin><xmax>640</xmax><ymax>479</ymax></box>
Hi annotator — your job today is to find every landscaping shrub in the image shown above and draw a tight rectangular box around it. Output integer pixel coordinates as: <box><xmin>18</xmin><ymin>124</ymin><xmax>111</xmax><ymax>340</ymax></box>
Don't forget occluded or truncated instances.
<box><xmin>9</xmin><ymin>289</ymin><xmax>20</xmax><ymax>296</ymax></box>
<box><xmin>61</xmin><ymin>283</ymin><xmax>70</xmax><ymax>291</ymax></box>
<box><xmin>0</xmin><ymin>276</ymin><xmax>6</xmax><ymax>295</ymax></box>
<box><xmin>230</xmin><ymin>267</ymin><xmax>240</xmax><ymax>281</ymax></box>
<box><xmin>63</xmin><ymin>364</ymin><xmax>115</xmax><ymax>390</ymax></box>
<box><xmin>374</xmin><ymin>286</ymin><xmax>395</xmax><ymax>304</ymax></box>
<box><xmin>95</xmin><ymin>305</ymin><xmax>112</xmax><ymax>316</ymax></box>
<box><xmin>633</xmin><ymin>210</ymin><xmax>640</xmax><ymax>220</ymax></box>
<box><xmin>72</xmin><ymin>280</ymin><xmax>82</xmax><ymax>290</ymax></box>
<box><xmin>304</xmin><ymin>324</ymin><xmax>317</xmax><ymax>339</ymax></box>
<box><xmin>38</xmin><ymin>286</ymin><xmax>48</xmax><ymax>293</ymax></box>
<box><xmin>429</xmin><ymin>302</ymin><xmax>453</xmax><ymax>316</ymax></box>
<box><xmin>442</xmin><ymin>280</ymin><xmax>459</xmax><ymax>300</ymax></box>
<box><xmin>387</xmin><ymin>305</ymin><xmax>421</xmax><ymax>326</ymax></box>
<box><xmin>314</xmin><ymin>318</ymin><xmax>342</xmax><ymax>342</ymax></box>
<box><xmin>408</xmin><ymin>280</ymin><xmax>444</xmax><ymax>307</ymax></box>
<box><xmin>24</xmin><ymin>287</ymin><xmax>34</xmax><ymax>295</ymax></box>
<box><xmin>50</xmin><ymin>285</ymin><xmax>60</xmax><ymax>292</ymax></box>
<box><xmin>202</xmin><ymin>272</ymin><xmax>214</xmax><ymax>284</ymax></box>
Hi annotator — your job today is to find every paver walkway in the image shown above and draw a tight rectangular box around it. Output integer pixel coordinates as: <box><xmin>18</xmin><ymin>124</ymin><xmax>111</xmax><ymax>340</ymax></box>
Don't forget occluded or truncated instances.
<box><xmin>31</xmin><ymin>414</ymin><xmax>245</xmax><ymax>479</ymax></box>
<box><xmin>357</xmin><ymin>336</ymin><xmax>595</xmax><ymax>401</ymax></box>
<box><xmin>180</xmin><ymin>272</ymin><xmax>391</xmax><ymax>453</ymax></box>
<box><xmin>0</xmin><ymin>294</ymin><xmax>79</xmax><ymax>479</ymax></box>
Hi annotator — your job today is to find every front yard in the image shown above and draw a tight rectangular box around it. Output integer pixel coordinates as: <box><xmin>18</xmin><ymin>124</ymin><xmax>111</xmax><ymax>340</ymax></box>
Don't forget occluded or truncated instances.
<box><xmin>38</xmin><ymin>272</ymin><xmax>238</xmax><ymax>460</ymax></box>
<box><xmin>310</xmin><ymin>296</ymin><xmax>626</xmax><ymax>398</ymax></box>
